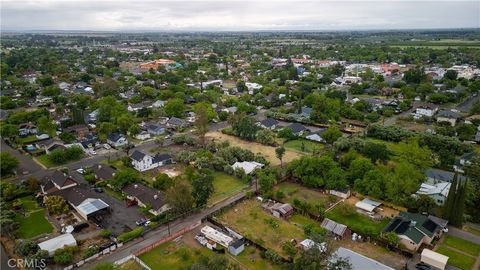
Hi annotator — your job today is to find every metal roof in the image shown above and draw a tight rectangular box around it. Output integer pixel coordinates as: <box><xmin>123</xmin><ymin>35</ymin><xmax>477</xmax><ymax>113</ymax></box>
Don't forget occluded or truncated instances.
<box><xmin>77</xmin><ymin>198</ymin><xmax>109</xmax><ymax>216</ymax></box>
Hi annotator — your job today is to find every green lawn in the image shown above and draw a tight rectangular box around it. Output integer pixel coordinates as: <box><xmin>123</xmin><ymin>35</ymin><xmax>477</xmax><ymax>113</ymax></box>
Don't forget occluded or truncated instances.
<box><xmin>326</xmin><ymin>203</ymin><xmax>390</xmax><ymax>237</ymax></box>
<box><xmin>17</xmin><ymin>196</ymin><xmax>39</xmax><ymax>211</ymax></box>
<box><xmin>139</xmin><ymin>241</ymin><xmax>215</xmax><ymax>270</ymax></box>
<box><xmin>209</xmin><ymin>172</ymin><xmax>247</xmax><ymax>206</ymax></box>
<box><xmin>17</xmin><ymin>135</ymin><xmax>38</xmax><ymax>144</ymax></box>
<box><xmin>16</xmin><ymin>209</ymin><xmax>54</xmax><ymax>239</ymax></box>
<box><xmin>284</xmin><ymin>139</ymin><xmax>323</xmax><ymax>154</ymax></box>
<box><xmin>273</xmin><ymin>182</ymin><xmax>335</xmax><ymax>207</ymax></box>
<box><xmin>443</xmin><ymin>235</ymin><xmax>480</xmax><ymax>256</ymax></box>
<box><xmin>36</xmin><ymin>154</ymin><xmax>56</xmax><ymax>168</ymax></box>
<box><xmin>436</xmin><ymin>246</ymin><xmax>476</xmax><ymax>270</ymax></box>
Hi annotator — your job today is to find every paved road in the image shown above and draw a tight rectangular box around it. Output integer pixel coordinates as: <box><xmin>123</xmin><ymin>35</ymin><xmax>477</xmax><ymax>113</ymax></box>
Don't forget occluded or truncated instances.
<box><xmin>1</xmin><ymin>140</ymin><xmax>42</xmax><ymax>176</ymax></box>
<box><xmin>1</xmin><ymin>243</ymin><xmax>16</xmax><ymax>270</ymax></box>
<box><xmin>80</xmin><ymin>191</ymin><xmax>247</xmax><ymax>269</ymax></box>
<box><xmin>447</xmin><ymin>226</ymin><xmax>480</xmax><ymax>244</ymax></box>
<box><xmin>456</xmin><ymin>94</ymin><xmax>480</xmax><ymax>113</ymax></box>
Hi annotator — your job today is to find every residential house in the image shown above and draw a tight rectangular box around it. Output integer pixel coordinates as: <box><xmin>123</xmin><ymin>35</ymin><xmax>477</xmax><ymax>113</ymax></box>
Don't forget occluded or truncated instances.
<box><xmin>91</xmin><ymin>164</ymin><xmax>116</xmax><ymax>181</ymax></box>
<box><xmin>135</xmin><ymin>131</ymin><xmax>151</xmax><ymax>141</ymax></box>
<box><xmin>257</xmin><ymin>118</ymin><xmax>279</xmax><ymax>130</ymax></box>
<box><xmin>45</xmin><ymin>141</ymin><xmax>66</xmax><ymax>154</ymax></box>
<box><xmin>231</xmin><ymin>161</ymin><xmax>264</xmax><ymax>175</ymax></box>
<box><xmin>41</xmin><ymin>171</ymin><xmax>111</xmax><ymax>220</ymax></box>
<box><xmin>416</xmin><ymin>182</ymin><xmax>451</xmax><ymax>205</ymax></box>
<box><xmin>425</xmin><ymin>169</ymin><xmax>455</xmax><ymax>183</ymax></box>
<box><xmin>19</xmin><ymin>122</ymin><xmax>38</xmax><ymax>136</ymax></box>
<box><xmin>166</xmin><ymin>117</ymin><xmax>187</xmax><ymax>129</ymax></box>
<box><xmin>127</xmin><ymin>104</ymin><xmax>144</xmax><ymax>112</ymax></box>
<box><xmin>107</xmin><ymin>133</ymin><xmax>128</xmax><ymax>148</ymax></box>
<box><xmin>130</xmin><ymin>150</ymin><xmax>173</xmax><ymax>172</ymax></box>
<box><xmin>436</xmin><ymin>110</ymin><xmax>462</xmax><ymax>126</ymax></box>
<box><xmin>475</xmin><ymin>130</ymin><xmax>480</xmax><ymax>143</ymax></box>
<box><xmin>122</xmin><ymin>183</ymin><xmax>169</xmax><ymax>215</ymax></box>
<box><xmin>453</xmin><ymin>152</ymin><xmax>476</xmax><ymax>173</ymax></box>
<box><xmin>286</xmin><ymin>123</ymin><xmax>308</xmax><ymax>136</ymax></box>
<box><xmin>382</xmin><ymin>212</ymin><xmax>442</xmax><ymax>251</ymax></box>
<box><xmin>414</xmin><ymin>104</ymin><xmax>438</xmax><ymax>118</ymax></box>
<box><xmin>146</xmin><ymin>124</ymin><xmax>166</xmax><ymax>136</ymax></box>
<box><xmin>306</xmin><ymin>129</ymin><xmax>326</xmax><ymax>143</ymax></box>
<box><xmin>222</xmin><ymin>106</ymin><xmax>238</xmax><ymax>114</ymax></box>
<box><xmin>65</xmin><ymin>124</ymin><xmax>89</xmax><ymax>138</ymax></box>
<box><xmin>79</xmin><ymin>134</ymin><xmax>99</xmax><ymax>150</ymax></box>
<box><xmin>41</xmin><ymin>170</ymin><xmax>78</xmax><ymax>193</ymax></box>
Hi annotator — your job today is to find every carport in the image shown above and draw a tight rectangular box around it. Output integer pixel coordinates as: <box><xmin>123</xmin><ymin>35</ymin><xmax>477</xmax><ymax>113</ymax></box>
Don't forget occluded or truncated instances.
<box><xmin>421</xmin><ymin>249</ymin><xmax>449</xmax><ymax>270</ymax></box>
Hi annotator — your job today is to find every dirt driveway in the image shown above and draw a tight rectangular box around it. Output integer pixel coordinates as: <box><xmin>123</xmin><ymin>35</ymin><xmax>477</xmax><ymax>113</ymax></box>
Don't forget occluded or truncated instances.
<box><xmin>206</xmin><ymin>132</ymin><xmax>302</xmax><ymax>166</ymax></box>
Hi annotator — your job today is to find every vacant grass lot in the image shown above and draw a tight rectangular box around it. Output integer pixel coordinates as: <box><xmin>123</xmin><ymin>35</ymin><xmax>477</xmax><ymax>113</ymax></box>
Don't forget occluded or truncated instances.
<box><xmin>326</xmin><ymin>203</ymin><xmax>390</xmax><ymax>237</ymax></box>
<box><xmin>139</xmin><ymin>241</ymin><xmax>214</xmax><ymax>270</ymax></box>
<box><xmin>206</xmin><ymin>131</ymin><xmax>302</xmax><ymax>166</ymax></box>
<box><xmin>236</xmin><ymin>245</ymin><xmax>281</xmax><ymax>270</ymax></box>
<box><xmin>436</xmin><ymin>246</ymin><xmax>476</xmax><ymax>270</ymax></box>
<box><xmin>16</xmin><ymin>209</ymin><xmax>54</xmax><ymax>239</ymax></box>
<box><xmin>273</xmin><ymin>182</ymin><xmax>336</xmax><ymax>207</ymax></box>
<box><xmin>217</xmin><ymin>199</ymin><xmax>305</xmax><ymax>257</ymax></box>
<box><xmin>283</xmin><ymin>139</ymin><xmax>323</xmax><ymax>154</ymax></box>
<box><xmin>443</xmin><ymin>235</ymin><xmax>480</xmax><ymax>256</ymax></box>
<box><xmin>209</xmin><ymin>172</ymin><xmax>247</xmax><ymax>206</ymax></box>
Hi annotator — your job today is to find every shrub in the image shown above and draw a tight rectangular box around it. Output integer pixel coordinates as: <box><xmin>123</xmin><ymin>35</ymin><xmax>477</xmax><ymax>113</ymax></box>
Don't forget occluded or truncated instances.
<box><xmin>117</xmin><ymin>227</ymin><xmax>144</xmax><ymax>243</ymax></box>
<box><xmin>99</xmin><ymin>229</ymin><xmax>112</xmax><ymax>238</ymax></box>
<box><xmin>82</xmin><ymin>245</ymin><xmax>99</xmax><ymax>259</ymax></box>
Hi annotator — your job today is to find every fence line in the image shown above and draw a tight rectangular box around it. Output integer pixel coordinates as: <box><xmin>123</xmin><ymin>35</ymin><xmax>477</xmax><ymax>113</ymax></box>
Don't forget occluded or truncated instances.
<box><xmin>133</xmin><ymin>219</ymin><xmax>202</xmax><ymax>256</ymax></box>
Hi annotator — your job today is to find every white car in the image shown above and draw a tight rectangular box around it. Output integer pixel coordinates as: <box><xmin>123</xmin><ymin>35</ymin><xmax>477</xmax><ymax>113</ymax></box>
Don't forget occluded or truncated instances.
<box><xmin>91</xmin><ymin>150</ymin><xmax>97</xmax><ymax>155</ymax></box>
<box><xmin>76</xmin><ymin>168</ymin><xmax>85</xmax><ymax>174</ymax></box>
<box><xmin>103</xmin><ymin>144</ymin><xmax>111</xmax><ymax>150</ymax></box>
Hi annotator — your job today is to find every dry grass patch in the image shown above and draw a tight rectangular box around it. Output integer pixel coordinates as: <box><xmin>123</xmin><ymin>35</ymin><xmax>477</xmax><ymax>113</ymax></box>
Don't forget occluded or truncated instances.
<box><xmin>206</xmin><ymin>132</ymin><xmax>302</xmax><ymax>166</ymax></box>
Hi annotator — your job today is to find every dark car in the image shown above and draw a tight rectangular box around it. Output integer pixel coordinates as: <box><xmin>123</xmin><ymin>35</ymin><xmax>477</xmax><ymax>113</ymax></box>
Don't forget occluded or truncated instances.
<box><xmin>416</xmin><ymin>263</ymin><xmax>432</xmax><ymax>270</ymax></box>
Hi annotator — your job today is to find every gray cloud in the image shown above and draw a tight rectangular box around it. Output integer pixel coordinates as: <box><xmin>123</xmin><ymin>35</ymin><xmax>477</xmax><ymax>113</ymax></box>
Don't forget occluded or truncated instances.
<box><xmin>1</xmin><ymin>1</ymin><xmax>479</xmax><ymax>31</ymax></box>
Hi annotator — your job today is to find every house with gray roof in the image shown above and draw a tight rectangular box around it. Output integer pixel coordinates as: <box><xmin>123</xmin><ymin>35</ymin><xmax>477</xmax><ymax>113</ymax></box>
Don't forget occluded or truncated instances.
<box><xmin>130</xmin><ymin>150</ymin><xmax>173</xmax><ymax>172</ymax></box>
<box><xmin>436</xmin><ymin>109</ymin><xmax>463</xmax><ymax>126</ymax></box>
<box><xmin>122</xmin><ymin>183</ymin><xmax>169</xmax><ymax>215</ymax></box>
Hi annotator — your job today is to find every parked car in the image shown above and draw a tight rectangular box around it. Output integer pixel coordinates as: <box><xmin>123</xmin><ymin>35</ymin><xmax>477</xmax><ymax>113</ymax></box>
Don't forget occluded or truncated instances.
<box><xmin>92</xmin><ymin>187</ymin><xmax>103</xmax><ymax>193</ymax></box>
<box><xmin>103</xmin><ymin>144</ymin><xmax>111</xmax><ymax>150</ymax></box>
<box><xmin>416</xmin><ymin>263</ymin><xmax>432</xmax><ymax>270</ymax></box>
<box><xmin>76</xmin><ymin>168</ymin><xmax>85</xmax><ymax>174</ymax></box>
<box><xmin>136</xmin><ymin>219</ymin><xmax>147</xmax><ymax>226</ymax></box>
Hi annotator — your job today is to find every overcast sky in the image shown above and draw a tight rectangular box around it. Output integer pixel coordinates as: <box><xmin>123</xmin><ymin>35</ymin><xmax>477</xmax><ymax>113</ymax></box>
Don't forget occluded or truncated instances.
<box><xmin>1</xmin><ymin>0</ymin><xmax>479</xmax><ymax>31</ymax></box>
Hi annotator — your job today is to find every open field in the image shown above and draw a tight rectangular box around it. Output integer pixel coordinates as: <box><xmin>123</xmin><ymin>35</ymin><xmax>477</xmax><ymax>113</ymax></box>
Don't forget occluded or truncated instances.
<box><xmin>283</xmin><ymin>139</ymin><xmax>323</xmax><ymax>154</ymax></box>
<box><xmin>235</xmin><ymin>245</ymin><xmax>281</xmax><ymax>270</ymax></box>
<box><xmin>217</xmin><ymin>198</ymin><xmax>305</xmax><ymax>257</ymax></box>
<box><xmin>436</xmin><ymin>246</ymin><xmax>476</xmax><ymax>270</ymax></box>
<box><xmin>209</xmin><ymin>172</ymin><xmax>248</xmax><ymax>206</ymax></box>
<box><xmin>139</xmin><ymin>241</ymin><xmax>214</xmax><ymax>270</ymax></box>
<box><xmin>118</xmin><ymin>259</ymin><xmax>144</xmax><ymax>270</ymax></box>
<box><xmin>443</xmin><ymin>235</ymin><xmax>480</xmax><ymax>257</ymax></box>
<box><xmin>206</xmin><ymin>132</ymin><xmax>302</xmax><ymax>166</ymax></box>
<box><xmin>326</xmin><ymin>202</ymin><xmax>391</xmax><ymax>237</ymax></box>
<box><xmin>273</xmin><ymin>182</ymin><xmax>337</xmax><ymax>208</ymax></box>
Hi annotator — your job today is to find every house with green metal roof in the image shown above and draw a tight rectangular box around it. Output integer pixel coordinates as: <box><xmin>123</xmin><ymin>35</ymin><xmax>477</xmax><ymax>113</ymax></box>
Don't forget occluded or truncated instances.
<box><xmin>382</xmin><ymin>212</ymin><xmax>442</xmax><ymax>251</ymax></box>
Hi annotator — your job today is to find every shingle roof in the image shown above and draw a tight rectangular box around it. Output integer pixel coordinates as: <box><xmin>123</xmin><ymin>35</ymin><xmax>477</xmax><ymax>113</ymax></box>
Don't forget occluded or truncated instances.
<box><xmin>152</xmin><ymin>153</ymin><xmax>172</xmax><ymax>164</ymax></box>
<box><xmin>48</xmin><ymin>171</ymin><xmax>77</xmax><ymax>188</ymax></box>
<box><xmin>259</xmin><ymin>118</ymin><xmax>279</xmax><ymax>128</ymax></box>
<box><xmin>437</xmin><ymin>110</ymin><xmax>462</xmax><ymax>119</ymax></box>
<box><xmin>383</xmin><ymin>212</ymin><xmax>440</xmax><ymax>244</ymax></box>
<box><xmin>122</xmin><ymin>183</ymin><xmax>165</xmax><ymax>210</ymax></box>
<box><xmin>425</xmin><ymin>169</ymin><xmax>454</xmax><ymax>183</ymax></box>
<box><xmin>287</xmin><ymin>123</ymin><xmax>307</xmax><ymax>133</ymax></box>
<box><xmin>91</xmin><ymin>164</ymin><xmax>116</xmax><ymax>180</ymax></box>
<box><xmin>130</xmin><ymin>150</ymin><xmax>146</xmax><ymax>161</ymax></box>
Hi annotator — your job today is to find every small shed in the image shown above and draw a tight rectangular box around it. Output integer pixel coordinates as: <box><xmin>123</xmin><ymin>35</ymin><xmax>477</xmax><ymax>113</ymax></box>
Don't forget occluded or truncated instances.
<box><xmin>321</xmin><ymin>218</ymin><xmax>349</xmax><ymax>239</ymax></box>
<box><xmin>421</xmin><ymin>249</ymin><xmax>449</xmax><ymax>270</ymax></box>
<box><xmin>38</xmin><ymin>233</ymin><xmax>77</xmax><ymax>255</ymax></box>
<box><xmin>228</xmin><ymin>238</ymin><xmax>245</xmax><ymax>256</ymax></box>
<box><xmin>355</xmin><ymin>198</ymin><xmax>382</xmax><ymax>214</ymax></box>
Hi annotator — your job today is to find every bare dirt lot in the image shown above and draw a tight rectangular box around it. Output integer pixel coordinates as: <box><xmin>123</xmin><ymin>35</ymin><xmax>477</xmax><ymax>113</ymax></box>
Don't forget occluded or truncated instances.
<box><xmin>206</xmin><ymin>132</ymin><xmax>302</xmax><ymax>166</ymax></box>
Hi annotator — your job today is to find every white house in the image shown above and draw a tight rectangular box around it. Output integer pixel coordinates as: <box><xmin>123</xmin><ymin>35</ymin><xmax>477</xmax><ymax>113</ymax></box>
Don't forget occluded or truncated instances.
<box><xmin>107</xmin><ymin>133</ymin><xmax>128</xmax><ymax>148</ymax></box>
<box><xmin>135</xmin><ymin>131</ymin><xmax>151</xmax><ymax>141</ymax></box>
<box><xmin>130</xmin><ymin>150</ymin><xmax>173</xmax><ymax>172</ymax></box>
<box><xmin>414</xmin><ymin>104</ymin><xmax>438</xmax><ymax>118</ymax></box>
<box><xmin>416</xmin><ymin>182</ymin><xmax>451</xmax><ymax>205</ymax></box>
